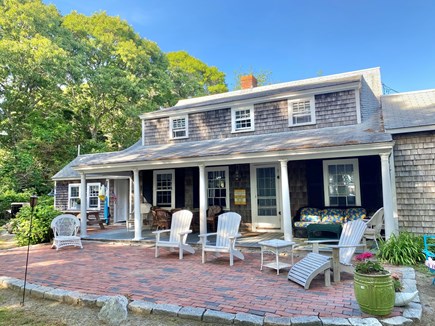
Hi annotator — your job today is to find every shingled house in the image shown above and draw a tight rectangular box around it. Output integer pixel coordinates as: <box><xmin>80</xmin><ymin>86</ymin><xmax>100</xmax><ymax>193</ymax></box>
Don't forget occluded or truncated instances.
<box><xmin>52</xmin><ymin>67</ymin><xmax>435</xmax><ymax>240</ymax></box>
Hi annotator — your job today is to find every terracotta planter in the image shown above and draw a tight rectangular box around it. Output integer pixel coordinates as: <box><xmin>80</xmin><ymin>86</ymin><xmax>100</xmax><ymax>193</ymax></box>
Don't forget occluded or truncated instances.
<box><xmin>354</xmin><ymin>271</ymin><xmax>395</xmax><ymax>316</ymax></box>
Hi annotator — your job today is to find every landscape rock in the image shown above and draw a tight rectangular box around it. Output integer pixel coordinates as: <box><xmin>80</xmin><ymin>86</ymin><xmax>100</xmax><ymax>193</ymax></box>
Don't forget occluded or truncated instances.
<box><xmin>98</xmin><ymin>295</ymin><xmax>128</xmax><ymax>326</ymax></box>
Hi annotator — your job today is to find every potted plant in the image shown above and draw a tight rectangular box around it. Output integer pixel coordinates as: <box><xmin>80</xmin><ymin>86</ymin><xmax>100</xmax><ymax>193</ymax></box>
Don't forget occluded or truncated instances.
<box><xmin>353</xmin><ymin>252</ymin><xmax>395</xmax><ymax>316</ymax></box>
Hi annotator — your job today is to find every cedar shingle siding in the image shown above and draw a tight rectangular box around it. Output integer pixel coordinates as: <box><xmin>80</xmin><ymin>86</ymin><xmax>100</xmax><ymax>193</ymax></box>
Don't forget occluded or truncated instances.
<box><xmin>144</xmin><ymin>90</ymin><xmax>358</xmax><ymax>145</ymax></box>
<box><xmin>393</xmin><ymin>131</ymin><xmax>435</xmax><ymax>235</ymax></box>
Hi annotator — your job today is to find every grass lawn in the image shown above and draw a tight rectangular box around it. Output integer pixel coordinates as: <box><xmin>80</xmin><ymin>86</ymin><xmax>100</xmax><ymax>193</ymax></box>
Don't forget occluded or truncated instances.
<box><xmin>0</xmin><ymin>292</ymin><xmax>67</xmax><ymax>326</ymax></box>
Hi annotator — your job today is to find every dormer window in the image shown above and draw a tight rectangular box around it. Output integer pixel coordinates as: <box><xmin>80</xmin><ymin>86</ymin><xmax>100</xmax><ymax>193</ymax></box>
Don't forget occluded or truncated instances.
<box><xmin>170</xmin><ymin>115</ymin><xmax>188</xmax><ymax>139</ymax></box>
<box><xmin>231</xmin><ymin>105</ymin><xmax>254</xmax><ymax>132</ymax></box>
<box><xmin>288</xmin><ymin>97</ymin><xmax>316</xmax><ymax>126</ymax></box>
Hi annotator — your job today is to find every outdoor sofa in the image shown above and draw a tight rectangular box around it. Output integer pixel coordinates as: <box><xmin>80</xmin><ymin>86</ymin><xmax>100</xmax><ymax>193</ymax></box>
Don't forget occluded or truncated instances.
<box><xmin>292</xmin><ymin>206</ymin><xmax>367</xmax><ymax>239</ymax></box>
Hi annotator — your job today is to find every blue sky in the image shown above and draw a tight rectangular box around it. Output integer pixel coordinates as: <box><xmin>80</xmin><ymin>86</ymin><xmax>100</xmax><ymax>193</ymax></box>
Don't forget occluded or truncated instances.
<box><xmin>44</xmin><ymin>0</ymin><xmax>435</xmax><ymax>92</ymax></box>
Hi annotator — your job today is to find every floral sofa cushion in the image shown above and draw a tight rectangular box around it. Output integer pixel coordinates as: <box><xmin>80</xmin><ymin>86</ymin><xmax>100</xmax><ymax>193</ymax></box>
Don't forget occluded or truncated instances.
<box><xmin>345</xmin><ymin>208</ymin><xmax>367</xmax><ymax>222</ymax></box>
<box><xmin>321</xmin><ymin>208</ymin><xmax>345</xmax><ymax>224</ymax></box>
<box><xmin>299</xmin><ymin>207</ymin><xmax>322</xmax><ymax>223</ymax></box>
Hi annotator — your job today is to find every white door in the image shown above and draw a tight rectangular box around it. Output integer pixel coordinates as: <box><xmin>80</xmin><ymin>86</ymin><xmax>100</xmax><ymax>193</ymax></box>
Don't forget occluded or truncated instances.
<box><xmin>251</xmin><ymin>165</ymin><xmax>281</xmax><ymax>231</ymax></box>
<box><xmin>114</xmin><ymin>179</ymin><xmax>129</xmax><ymax>223</ymax></box>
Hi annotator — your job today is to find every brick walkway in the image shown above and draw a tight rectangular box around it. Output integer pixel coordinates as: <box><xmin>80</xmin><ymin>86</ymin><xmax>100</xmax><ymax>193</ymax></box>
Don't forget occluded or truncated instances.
<box><xmin>0</xmin><ymin>241</ymin><xmax>403</xmax><ymax>319</ymax></box>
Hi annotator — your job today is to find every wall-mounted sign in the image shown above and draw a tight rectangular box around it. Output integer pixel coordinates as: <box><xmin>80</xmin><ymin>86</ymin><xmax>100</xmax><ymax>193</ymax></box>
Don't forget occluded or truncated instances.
<box><xmin>234</xmin><ymin>189</ymin><xmax>247</xmax><ymax>205</ymax></box>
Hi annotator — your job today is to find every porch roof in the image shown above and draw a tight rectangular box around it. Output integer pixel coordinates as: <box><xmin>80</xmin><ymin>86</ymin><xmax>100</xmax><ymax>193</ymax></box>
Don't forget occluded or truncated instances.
<box><xmin>72</xmin><ymin>119</ymin><xmax>393</xmax><ymax>173</ymax></box>
<box><xmin>382</xmin><ymin>89</ymin><xmax>435</xmax><ymax>133</ymax></box>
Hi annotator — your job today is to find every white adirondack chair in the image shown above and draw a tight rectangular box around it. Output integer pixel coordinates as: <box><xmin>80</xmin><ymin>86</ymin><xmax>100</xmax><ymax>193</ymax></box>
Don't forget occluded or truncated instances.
<box><xmin>363</xmin><ymin>207</ymin><xmax>384</xmax><ymax>249</ymax></box>
<box><xmin>153</xmin><ymin>209</ymin><xmax>195</xmax><ymax>259</ymax></box>
<box><xmin>288</xmin><ymin>219</ymin><xmax>367</xmax><ymax>288</ymax></box>
<box><xmin>51</xmin><ymin>214</ymin><xmax>83</xmax><ymax>250</ymax></box>
<box><xmin>199</xmin><ymin>212</ymin><xmax>244</xmax><ymax>266</ymax></box>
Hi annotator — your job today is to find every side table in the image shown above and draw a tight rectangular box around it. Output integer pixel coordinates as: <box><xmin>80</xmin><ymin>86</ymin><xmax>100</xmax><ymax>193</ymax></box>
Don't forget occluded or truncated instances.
<box><xmin>259</xmin><ymin>239</ymin><xmax>296</xmax><ymax>275</ymax></box>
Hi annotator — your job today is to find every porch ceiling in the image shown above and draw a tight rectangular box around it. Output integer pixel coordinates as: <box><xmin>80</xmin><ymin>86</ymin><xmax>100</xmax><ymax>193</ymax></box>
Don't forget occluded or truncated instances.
<box><xmin>73</xmin><ymin>121</ymin><xmax>393</xmax><ymax>174</ymax></box>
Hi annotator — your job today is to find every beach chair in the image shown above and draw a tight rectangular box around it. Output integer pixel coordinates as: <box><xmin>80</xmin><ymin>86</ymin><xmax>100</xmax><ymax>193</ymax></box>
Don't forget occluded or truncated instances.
<box><xmin>423</xmin><ymin>235</ymin><xmax>435</xmax><ymax>285</ymax></box>
<box><xmin>153</xmin><ymin>209</ymin><xmax>194</xmax><ymax>259</ymax></box>
<box><xmin>288</xmin><ymin>219</ymin><xmax>367</xmax><ymax>288</ymax></box>
<box><xmin>199</xmin><ymin>212</ymin><xmax>244</xmax><ymax>266</ymax></box>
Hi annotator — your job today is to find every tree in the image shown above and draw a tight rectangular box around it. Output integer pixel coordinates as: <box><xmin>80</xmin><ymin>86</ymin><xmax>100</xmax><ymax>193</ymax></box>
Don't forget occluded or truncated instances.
<box><xmin>0</xmin><ymin>0</ymin><xmax>228</xmax><ymax>194</ymax></box>
<box><xmin>167</xmin><ymin>51</ymin><xmax>227</xmax><ymax>98</ymax></box>
<box><xmin>62</xmin><ymin>11</ymin><xmax>175</xmax><ymax>150</ymax></box>
<box><xmin>0</xmin><ymin>0</ymin><xmax>79</xmax><ymax>193</ymax></box>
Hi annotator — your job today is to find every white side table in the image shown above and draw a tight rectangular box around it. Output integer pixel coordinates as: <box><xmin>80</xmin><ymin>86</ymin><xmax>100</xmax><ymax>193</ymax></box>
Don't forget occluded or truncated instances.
<box><xmin>259</xmin><ymin>239</ymin><xmax>296</xmax><ymax>275</ymax></box>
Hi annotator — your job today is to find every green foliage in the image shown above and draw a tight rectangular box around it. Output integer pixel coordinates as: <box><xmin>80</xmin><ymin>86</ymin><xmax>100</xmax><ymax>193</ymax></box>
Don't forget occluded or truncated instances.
<box><xmin>167</xmin><ymin>51</ymin><xmax>228</xmax><ymax>98</ymax></box>
<box><xmin>11</xmin><ymin>196</ymin><xmax>61</xmax><ymax>246</ymax></box>
<box><xmin>0</xmin><ymin>1</ymin><xmax>227</xmax><ymax>194</ymax></box>
<box><xmin>355</xmin><ymin>260</ymin><xmax>388</xmax><ymax>275</ymax></box>
<box><xmin>378</xmin><ymin>232</ymin><xmax>426</xmax><ymax>265</ymax></box>
<box><xmin>0</xmin><ymin>189</ymin><xmax>34</xmax><ymax>219</ymax></box>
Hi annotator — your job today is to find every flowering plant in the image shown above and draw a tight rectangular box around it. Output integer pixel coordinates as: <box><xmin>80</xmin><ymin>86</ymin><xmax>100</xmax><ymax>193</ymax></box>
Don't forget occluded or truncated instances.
<box><xmin>354</xmin><ymin>252</ymin><xmax>389</xmax><ymax>275</ymax></box>
<box><xmin>391</xmin><ymin>273</ymin><xmax>403</xmax><ymax>292</ymax></box>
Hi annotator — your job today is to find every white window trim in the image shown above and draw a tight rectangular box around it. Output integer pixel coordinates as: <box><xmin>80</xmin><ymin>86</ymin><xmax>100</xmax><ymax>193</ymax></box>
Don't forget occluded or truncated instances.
<box><xmin>288</xmin><ymin>96</ymin><xmax>316</xmax><ymax>127</ymax></box>
<box><xmin>153</xmin><ymin>169</ymin><xmax>175</xmax><ymax>209</ymax></box>
<box><xmin>68</xmin><ymin>182</ymin><xmax>101</xmax><ymax>210</ymax></box>
<box><xmin>169</xmin><ymin>115</ymin><xmax>189</xmax><ymax>139</ymax></box>
<box><xmin>87</xmin><ymin>182</ymin><xmax>101</xmax><ymax>210</ymax></box>
<box><xmin>205</xmin><ymin>166</ymin><xmax>230</xmax><ymax>210</ymax></box>
<box><xmin>231</xmin><ymin>105</ymin><xmax>255</xmax><ymax>133</ymax></box>
<box><xmin>322</xmin><ymin>158</ymin><xmax>361</xmax><ymax>207</ymax></box>
<box><xmin>68</xmin><ymin>184</ymin><xmax>81</xmax><ymax>210</ymax></box>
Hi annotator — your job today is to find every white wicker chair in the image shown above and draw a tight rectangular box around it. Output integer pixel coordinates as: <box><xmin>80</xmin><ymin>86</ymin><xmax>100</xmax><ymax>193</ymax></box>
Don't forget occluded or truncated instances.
<box><xmin>51</xmin><ymin>214</ymin><xmax>83</xmax><ymax>250</ymax></box>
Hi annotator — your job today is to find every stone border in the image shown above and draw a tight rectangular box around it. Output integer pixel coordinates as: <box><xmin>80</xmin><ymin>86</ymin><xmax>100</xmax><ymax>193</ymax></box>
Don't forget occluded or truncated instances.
<box><xmin>0</xmin><ymin>268</ymin><xmax>421</xmax><ymax>326</ymax></box>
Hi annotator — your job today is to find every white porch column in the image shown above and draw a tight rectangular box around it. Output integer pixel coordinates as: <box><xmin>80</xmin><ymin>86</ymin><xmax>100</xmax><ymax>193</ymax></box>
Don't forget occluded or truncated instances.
<box><xmin>133</xmin><ymin>169</ymin><xmax>142</xmax><ymax>240</ymax></box>
<box><xmin>80</xmin><ymin>173</ymin><xmax>87</xmax><ymax>238</ymax></box>
<box><xmin>279</xmin><ymin>160</ymin><xmax>293</xmax><ymax>241</ymax></box>
<box><xmin>199</xmin><ymin>164</ymin><xmax>207</xmax><ymax>235</ymax></box>
<box><xmin>389</xmin><ymin>153</ymin><xmax>399</xmax><ymax>231</ymax></box>
<box><xmin>380</xmin><ymin>153</ymin><xmax>397</xmax><ymax>239</ymax></box>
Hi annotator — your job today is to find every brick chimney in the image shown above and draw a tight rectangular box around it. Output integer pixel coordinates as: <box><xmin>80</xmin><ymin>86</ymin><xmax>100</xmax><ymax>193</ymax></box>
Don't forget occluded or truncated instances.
<box><xmin>240</xmin><ymin>75</ymin><xmax>257</xmax><ymax>89</ymax></box>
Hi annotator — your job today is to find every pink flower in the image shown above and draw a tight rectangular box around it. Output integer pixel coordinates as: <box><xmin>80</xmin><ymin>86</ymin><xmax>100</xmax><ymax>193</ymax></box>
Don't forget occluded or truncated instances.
<box><xmin>391</xmin><ymin>273</ymin><xmax>400</xmax><ymax>280</ymax></box>
<box><xmin>355</xmin><ymin>252</ymin><xmax>374</xmax><ymax>261</ymax></box>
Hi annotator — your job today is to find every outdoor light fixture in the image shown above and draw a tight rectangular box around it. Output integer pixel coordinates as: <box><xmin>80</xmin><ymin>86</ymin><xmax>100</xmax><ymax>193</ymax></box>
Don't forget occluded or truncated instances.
<box><xmin>21</xmin><ymin>195</ymin><xmax>38</xmax><ymax>306</ymax></box>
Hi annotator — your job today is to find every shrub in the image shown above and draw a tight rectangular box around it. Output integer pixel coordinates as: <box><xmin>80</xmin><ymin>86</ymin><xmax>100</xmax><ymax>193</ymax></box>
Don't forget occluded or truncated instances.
<box><xmin>0</xmin><ymin>189</ymin><xmax>34</xmax><ymax>220</ymax></box>
<box><xmin>11</xmin><ymin>198</ymin><xmax>61</xmax><ymax>246</ymax></box>
<box><xmin>378</xmin><ymin>232</ymin><xmax>426</xmax><ymax>265</ymax></box>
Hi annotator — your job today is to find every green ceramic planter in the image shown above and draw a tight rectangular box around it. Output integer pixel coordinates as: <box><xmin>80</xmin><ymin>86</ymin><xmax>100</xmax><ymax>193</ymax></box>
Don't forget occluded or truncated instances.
<box><xmin>354</xmin><ymin>271</ymin><xmax>395</xmax><ymax>316</ymax></box>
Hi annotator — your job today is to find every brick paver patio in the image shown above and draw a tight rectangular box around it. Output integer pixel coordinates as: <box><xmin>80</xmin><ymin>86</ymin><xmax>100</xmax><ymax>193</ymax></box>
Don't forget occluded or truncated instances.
<box><xmin>0</xmin><ymin>241</ymin><xmax>404</xmax><ymax>319</ymax></box>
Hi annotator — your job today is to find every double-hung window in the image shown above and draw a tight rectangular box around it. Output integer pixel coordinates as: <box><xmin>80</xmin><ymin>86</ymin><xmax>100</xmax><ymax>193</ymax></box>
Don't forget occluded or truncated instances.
<box><xmin>68</xmin><ymin>184</ymin><xmax>81</xmax><ymax>210</ymax></box>
<box><xmin>323</xmin><ymin>159</ymin><xmax>361</xmax><ymax>206</ymax></box>
<box><xmin>170</xmin><ymin>115</ymin><xmax>188</xmax><ymax>139</ymax></box>
<box><xmin>87</xmin><ymin>183</ymin><xmax>101</xmax><ymax>210</ymax></box>
<box><xmin>231</xmin><ymin>105</ymin><xmax>254</xmax><ymax>132</ymax></box>
<box><xmin>68</xmin><ymin>182</ymin><xmax>101</xmax><ymax>210</ymax></box>
<box><xmin>288</xmin><ymin>97</ymin><xmax>315</xmax><ymax>126</ymax></box>
<box><xmin>206</xmin><ymin>167</ymin><xmax>229</xmax><ymax>209</ymax></box>
<box><xmin>153</xmin><ymin>170</ymin><xmax>175</xmax><ymax>208</ymax></box>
